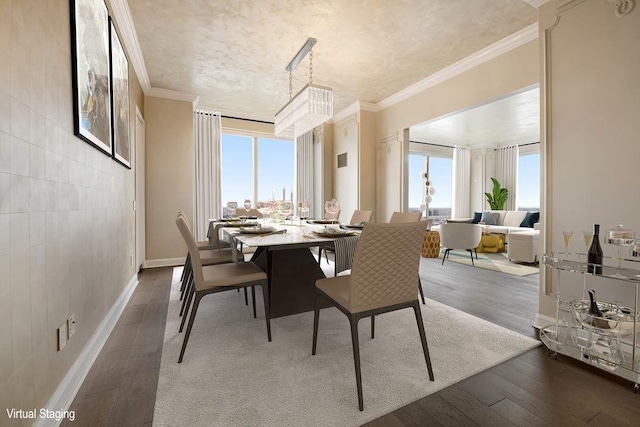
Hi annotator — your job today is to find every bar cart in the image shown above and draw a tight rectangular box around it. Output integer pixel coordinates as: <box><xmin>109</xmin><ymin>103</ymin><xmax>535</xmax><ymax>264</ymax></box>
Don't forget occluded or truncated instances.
<box><xmin>540</xmin><ymin>254</ymin><xmax>640</xmax><ymax>392</ymax></box>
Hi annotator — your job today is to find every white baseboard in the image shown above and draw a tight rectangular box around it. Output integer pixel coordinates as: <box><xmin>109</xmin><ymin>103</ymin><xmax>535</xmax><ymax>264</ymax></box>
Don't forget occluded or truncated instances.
<box><xmin>143</xmin><ymin>257</ymin><xmax>185</xmax><ymax>268</ymax></box>
<box><xmin>533</xmin><ymin>313</ymin><xmax>555</xmax><ymax>329</ymax></box>
<box><xmin>35</xmin><ymin>274</ymin><xmax>139</xmax><ymax>427</ymax></box>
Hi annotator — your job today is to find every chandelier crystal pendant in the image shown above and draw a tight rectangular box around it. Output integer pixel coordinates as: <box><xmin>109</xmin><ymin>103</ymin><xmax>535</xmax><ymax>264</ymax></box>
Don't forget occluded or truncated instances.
<box><xmin>274</xmin><ymin>38</ymin><xmax>333</xmax><ymax>139</ymax></box>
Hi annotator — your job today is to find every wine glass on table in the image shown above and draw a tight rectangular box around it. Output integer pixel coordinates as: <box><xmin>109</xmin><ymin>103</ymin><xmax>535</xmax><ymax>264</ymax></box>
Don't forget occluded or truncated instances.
<box><xmin>299</xmin><ymin>199</ymin><xmax>310</xmax><ymax>221</ymax></box>
<box><xmin>324</xmin><ymin>199</ymin><xmax>340</xmax><ymax>223</ymax></box>
<box><xmin>242</xmin><ymin>199</ymin><xmax>252</xmax><ymax>220</ymax></box>
<box><xmin>605</xmin><ymin>225</ymin><xmax>635</xmax><ymax>278</ymax></box>
<box><xmin>278</xmin><ymin>201</ymin><xmax>293</xmax><ymax>225</ymax></box>
<box><xmin>256</xmin><ymin>200</ymin><xmax>272</xmax><ymax>226</ymax></box>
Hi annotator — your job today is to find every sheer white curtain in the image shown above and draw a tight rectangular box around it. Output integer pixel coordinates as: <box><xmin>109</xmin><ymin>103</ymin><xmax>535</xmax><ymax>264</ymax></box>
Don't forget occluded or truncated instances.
<box><xmin>193</xmin><ymin>110</ymin><xmax>221</xmax><ymax>241</ymax></box>
<box><xmin>495</xmin><ymin>145</ymin><xmax>519</xmax><ymax>211</ymax></box>
<box><xmin>452</xmin><ymin>146</ymin><xmax>471</xmax><ymax>218</ymax></box>
<box><xmin>296</xmin><ymin>130</ymin><xmax>314</xmax><ymax>213</ymax></box>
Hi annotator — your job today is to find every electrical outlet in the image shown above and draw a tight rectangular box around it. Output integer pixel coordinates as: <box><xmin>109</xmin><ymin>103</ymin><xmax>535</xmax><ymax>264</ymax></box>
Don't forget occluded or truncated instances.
<box><xmin>67</xmin><ymin>314</ymin><xmax>77</xmax><ymax>339</ymax></box>
<box><xmin>57</xmin><ymin>324</ymin><xmax>66</xmax><ymax>351</ymax></box>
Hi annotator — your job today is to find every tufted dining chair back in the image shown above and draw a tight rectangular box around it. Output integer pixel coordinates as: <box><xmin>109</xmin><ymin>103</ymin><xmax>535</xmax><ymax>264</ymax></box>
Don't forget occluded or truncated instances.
<box><xmin>349</xmin><ymin>221</ymin><xmax>425</xmax><ymax>312</ymax></box>
<box><xmin>389</xmin><ymin>211</ymin><xmax>422</xmax><ymax>223</ymax></box>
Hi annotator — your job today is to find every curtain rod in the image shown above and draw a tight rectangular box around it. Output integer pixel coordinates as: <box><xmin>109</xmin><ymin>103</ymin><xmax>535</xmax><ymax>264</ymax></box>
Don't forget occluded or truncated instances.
<box><xmin>221</xmin><ymin>115</ymin><xmax>274</xmax><ymax>125</ymax></box>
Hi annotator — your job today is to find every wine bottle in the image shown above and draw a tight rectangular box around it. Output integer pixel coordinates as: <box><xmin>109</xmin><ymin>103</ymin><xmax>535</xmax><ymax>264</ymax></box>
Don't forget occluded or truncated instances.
<box><xmin>587</xmin><ymin>289</ymin><xmax>610</xmax><ymax>329</ymax></box>
<box><xmin>587</xmin><ymin>224</ymin><xmax>603</xmax><ymax>274</ymax></box>
<box><xmin>588</xmin><ymin>290</ymin><xmax>603</xmax><ymax>317</ymax></box>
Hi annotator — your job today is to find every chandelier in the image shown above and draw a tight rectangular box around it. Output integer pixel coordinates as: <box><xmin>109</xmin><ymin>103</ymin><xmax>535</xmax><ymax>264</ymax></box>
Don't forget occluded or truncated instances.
<box><xmin>274</xmin><ymin>38</ymin><xmax>333</xmax><ymax>139</ymax></box>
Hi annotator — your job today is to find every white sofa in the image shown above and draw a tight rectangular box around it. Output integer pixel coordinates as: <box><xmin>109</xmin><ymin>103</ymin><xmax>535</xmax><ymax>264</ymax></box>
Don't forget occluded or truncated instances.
<box><xmin>431</xmin><ymin>210</ymin><xmax>539</xmax><ymax>238</ymax></box>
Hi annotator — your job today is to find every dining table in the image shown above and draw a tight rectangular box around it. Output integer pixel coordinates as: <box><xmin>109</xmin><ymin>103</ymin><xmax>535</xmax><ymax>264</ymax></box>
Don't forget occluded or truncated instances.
<box><xmin>215</xmin><ymin>221</ymin><xmax>362</xmax><ymax>318</ymax></box>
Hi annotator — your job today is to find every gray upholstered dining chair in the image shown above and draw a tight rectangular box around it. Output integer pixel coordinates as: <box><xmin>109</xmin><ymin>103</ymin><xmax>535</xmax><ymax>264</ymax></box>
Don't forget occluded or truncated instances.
<box><xmin>317</xmin><ymin>210</ymin><xmax>373</xmax><ymax>266</ymax></box>
<box><xmin>312</xmin><ymin>221</ymin><xmax>435</xmax><ymax>411</ymax></box>
<box><xmin>389</xmin><ymin>211</ymin><xmax>422</xmax><ymax>223</ymax></box>
<box><xmin>388</xmin><ymin>211</ymin><xmax>427</xmax><ymax>304</ymax></box>
<box><xmin>440</xmin><ymin>223</ymin><xmax>482</xmax><ymax>266</ymax></box>
<box><xmin>177</xmin><ymin>212</ymin><xmax>234</xmax><ymax>305</ymax></box>
<box><xmin>176</xmin><ymin>215</ymin><xmax>271</xmax><ymax>363</ymax></box>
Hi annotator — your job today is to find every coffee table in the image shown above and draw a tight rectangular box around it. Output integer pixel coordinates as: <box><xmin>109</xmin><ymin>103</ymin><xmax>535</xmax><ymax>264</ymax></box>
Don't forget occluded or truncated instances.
<box><xmin>477</xmin><ymin>232</ymin><xmax>506</xmax><ymax>253</ymax></box>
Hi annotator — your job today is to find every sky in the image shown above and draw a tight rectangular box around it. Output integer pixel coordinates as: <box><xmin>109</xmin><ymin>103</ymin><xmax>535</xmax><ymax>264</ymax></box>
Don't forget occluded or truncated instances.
<box><xmin>220</xmin><ymin>134</ymin><xmax>295</xmax><ymax>208</ymax></box>
<box><xmin>517</xmin><ymin>153</ymin><xmax>540</xmax><ymax>209</ymax></box>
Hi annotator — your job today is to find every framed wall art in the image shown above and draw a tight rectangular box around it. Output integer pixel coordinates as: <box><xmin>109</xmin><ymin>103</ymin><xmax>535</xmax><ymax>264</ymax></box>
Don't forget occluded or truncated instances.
<box><xmin>70</xmin><ymin>0</ymin><xmax>112</xmax><ymax>155</ymax></box>
<box><xmin>110</xmin><ymin>19</ymin><xmax>131</xmax><ymax>168</ymax></box>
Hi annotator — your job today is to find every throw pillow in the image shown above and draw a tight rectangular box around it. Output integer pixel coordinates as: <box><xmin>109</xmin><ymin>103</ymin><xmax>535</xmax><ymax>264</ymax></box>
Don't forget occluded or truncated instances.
<box><xmin>519</xmin><ymin>211</ymin><xmax>540</xmax><ymax>228</ymax></box>
<box><xmin>480</xmin><ymin>211</ymin><xmax>500</xmax><ymax>225</ymax></box>
<box><xmin>471</xmin><ymin>212</ymin><xmax>482</xmax><ymax>224</ymax></box>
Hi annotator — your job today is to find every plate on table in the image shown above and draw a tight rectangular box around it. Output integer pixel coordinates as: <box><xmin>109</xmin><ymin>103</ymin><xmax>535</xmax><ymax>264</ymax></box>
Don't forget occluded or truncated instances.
<box><xmin>307</xmin><ymin>219</ymin><xmax>340</xmax><ymax>225</ymax></box>
<box><xmin>214</xmin><ymin>218</ymin><xmax>241</xmax><ymax>222</ymax></box>
<box><xmin>224</xmin><ymin>221</ymin><xmax>259</xmax><ymax>228</ymax></box>
<box><xmin>340</xmin><ymin>224</ymin><xmax>364</xmax><ymax>230</ymax></box>
<box><xmin>313</xmin><ymin>229</ymin><xmax>356</xmax><ymax>238</ymax></box>
<box><xmin>238</xmin><ymin>226</ymin><xmax>276</xmax><ymax>235</ymax></box>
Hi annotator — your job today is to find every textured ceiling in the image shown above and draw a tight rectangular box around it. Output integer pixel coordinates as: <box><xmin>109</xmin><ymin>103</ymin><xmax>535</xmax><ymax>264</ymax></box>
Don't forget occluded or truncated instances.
<box><xmin>410</xmin><ymin>87</ymin><xmax>540</xmax><ymax>147</ymax></box>
<box><xmin>128</xmin><ymin>0</ymin><xmax>537</xmax><ymax>119</ymax></box>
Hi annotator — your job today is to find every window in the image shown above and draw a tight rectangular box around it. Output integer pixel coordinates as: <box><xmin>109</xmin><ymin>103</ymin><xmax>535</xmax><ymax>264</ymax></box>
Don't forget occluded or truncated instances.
<box><xmin>517</xmin><ymin>151</ymin><xmax>540</xmax><ymax>211</ymax></box>
<box><xmin>221</xmin><ymin>133</ymin><xmax>295</xmax><ymax>216</ymax></box>
<box><xmin>409</xmin><ymin>153</ymin><xmax>453</xmax><ymax>221</ymax></box>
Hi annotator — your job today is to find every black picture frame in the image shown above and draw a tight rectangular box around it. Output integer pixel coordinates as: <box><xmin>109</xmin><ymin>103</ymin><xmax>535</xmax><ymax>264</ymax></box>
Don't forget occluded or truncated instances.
<box><xmin>109</xmin><ymin>19</ymin><xmax>131</xmax><ymax>168</ymax></box>
<box><xmin>70</xmin><ymin>0</ymin><xmax>112</xmax><ymax>155</ymax></box>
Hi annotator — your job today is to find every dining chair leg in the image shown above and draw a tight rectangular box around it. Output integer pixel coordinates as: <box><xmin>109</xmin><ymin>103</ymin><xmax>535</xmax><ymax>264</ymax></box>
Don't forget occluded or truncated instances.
<box><xmin>179</xmin><ymin>274</ymin><xmax>193</xmax><ymax>317</ymax></box>
<box><xmin>467</xmin><ymin>249</ymin><xmax>475</xmax><ymax>266</ymax></box>
<box><xmin>179</xmin><ymin>285</ymin><xmax>195</xmax><ymax>333</ymax></box>
<box><xmin>412</xmin><ymin>301</ymin><xmax>435</xmax><ymax>381</ymax></box>
<box><xmin>418</xmin><ymin>276</ymin><xmax>425</xmax><ymax>305</ymax></box>
<box><xmin>370</xmin><ymin>315</ymin><xmax>375</xmax><ymax>339</ymax></box>
<box><xmin>251</xmin><ymin>286</ymin><xmax>257</xmax><ymax>319</ymax></box>
<box><xmin>317</xmin><ymin>248</ymin><xmax>323</xmax><ymax>265</ymax></box>
<box><xmin>179</xmin><ymin>253</ymin><xmax>190</xmax><ymax>293</ymax></box>
<box><xmin>180</xmin><ymin>266</ymin><xmax>192</xmax><ymax>301</ymax></box>
<box><xmin>244</xmin><ymin>287</ymin><xmax>249</xmax><ymax>306</ymax></box>
<box><xmin>179</xmin><ymin>293</ymin><xmax>202</xmax><ymax>363</ymax></box>
<box><xmin>260</xmin><ymin>281</ymin><xmax>272</xmax><ymax>342</ymax></box>
<box><xmin>312</xmin><ymin>290</ymin><xmax>321</xmax><ymax>355</ymax></box>
<box><xmin>349</xmin><ymin>315</ymin><xmax>364</xmax><ymax>411</ymax></box>
<box><xmin>441</xmin><ymin>249</ymin><xmax>450</xmax><ymax>265</ymax></box>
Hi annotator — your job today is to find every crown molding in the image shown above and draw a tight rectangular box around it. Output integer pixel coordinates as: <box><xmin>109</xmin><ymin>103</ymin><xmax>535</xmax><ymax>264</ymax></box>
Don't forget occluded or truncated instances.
<box><xmin>330</xmin><ymin>101</ymin><xmax>361</xmax><ymax>124</ymax></box>
<box><xmin>147</xmin><ymin>87</ymin><xmax>199</xmax><ymax>104</ymax></box>
<box><xmin>109</xmin><ymin>0</ymin><xmax>150</xmax><ymax>92</ymax></box>
<box><xmin>376</xmin><ymin>23</ymin><xmax>539</xmax><ymax>111</ymax></box>
<box><xmin>522</xmin><ymin>0</ymin><xmax>551</xmax><ymax>7</ymax></box>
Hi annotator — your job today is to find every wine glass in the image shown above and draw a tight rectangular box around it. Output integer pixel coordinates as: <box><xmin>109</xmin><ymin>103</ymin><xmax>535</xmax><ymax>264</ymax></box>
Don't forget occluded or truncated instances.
<box><xmin>562</xmin><ymin>231</ymin><xmax>573</xmax><ymax>260</ymax></box>
<box><xmin>242</xmin><ymin>199</ymin><xmax>252</xmax><ymax>220</ymax></box>
<box><xmin>605</xmin><ymin>225</ymin><xmax>635</xmax><ymax>278</ymax></box>
<box><xmin>256</xmin><ymin>200</ymin><xmax>273</xmax><ymax>226</ymax></box>
<box><xmin>226</xmin><ymin>201</ymin><xmax>238</xmax><ymax>218</ymax></box>
<box><xmin>324</xmin><ymin>199</ymin><xmax>340</xmax><ymax>222</ymax></box>
<box><xmin>299</xmin><ymin>199</ymin><xmax>310</xmax><ymax>220</ymax></box>
<box><xmin>278</xmin><ymin>200</ymin><xmax>293</xmax><ymax>224</ymax></box>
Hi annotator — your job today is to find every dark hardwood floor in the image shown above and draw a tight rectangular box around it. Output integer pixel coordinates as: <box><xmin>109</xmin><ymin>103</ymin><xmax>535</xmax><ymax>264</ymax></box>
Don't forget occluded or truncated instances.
<box><xmin>64</xmin><ymin>257</ymin><xmax>640</xmax><ymax>426</ymax></box>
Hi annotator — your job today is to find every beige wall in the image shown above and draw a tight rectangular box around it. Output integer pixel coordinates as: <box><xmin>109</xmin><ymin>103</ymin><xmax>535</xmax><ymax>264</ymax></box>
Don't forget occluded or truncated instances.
<box><xmin>0</xmin><ymin>0</ymin><xmax>141</xmax><ymax>417</ymax></box>
<box><xmin>358</xmin><ymin>110</ymin><xmax>376</xmax><ymax>218</ymax></box>
<box><xmin>333</xmin><ymin>116</ymin><xmax>358</xmax><ymax>222</ymax></box>
<box><xmin>374</xmin><ymin>40</ymin><xmax>540</xmax><ymax>217</ymax></box>
<box><xmin>144</xmin><ymin>96</ymin><xmax>193</xmax><ymax>261</ymax></box>
<box><xmin>539</xmin><ymin>0</ymin><xmax>640</xmax><ymax>319</ymax></box>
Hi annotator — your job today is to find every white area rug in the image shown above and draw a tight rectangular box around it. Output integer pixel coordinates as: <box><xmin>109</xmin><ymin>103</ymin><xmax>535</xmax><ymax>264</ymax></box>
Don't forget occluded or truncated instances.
<box><xmin>154</xmin><ymin>269</ymin><xmax>540</xmax><ymax>426</ymax></box>
<box><xmin>445</xmin><ymin>250</ymin><xmax>539</xmax><ymax>276</ymax></box>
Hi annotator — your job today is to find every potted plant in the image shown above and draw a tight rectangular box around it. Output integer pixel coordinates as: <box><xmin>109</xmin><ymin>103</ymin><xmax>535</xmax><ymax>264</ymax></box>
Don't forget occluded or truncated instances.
<box><xmin>485</xmin><ymin>177</ymin><xmax>509</xmax><ymax>210</ymax></box>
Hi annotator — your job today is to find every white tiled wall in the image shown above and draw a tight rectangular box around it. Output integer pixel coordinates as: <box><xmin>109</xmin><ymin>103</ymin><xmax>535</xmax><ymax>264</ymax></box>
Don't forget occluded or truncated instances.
<box><xmin>0</xmin><ymin>0</ymin><xmax>137</xmax><ymax>421</ymax></box>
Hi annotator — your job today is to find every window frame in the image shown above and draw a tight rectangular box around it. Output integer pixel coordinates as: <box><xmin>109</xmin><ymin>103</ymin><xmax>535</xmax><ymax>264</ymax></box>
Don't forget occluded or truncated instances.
<box><xmin>408</xmin><ymin>143</ymin><xmax>454</xmax><ymax>221</ymax></box>
<box><xmin>220</xmin><ymin>129</ymin><xmax>296</xmax><ymax>215</ymax></box>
